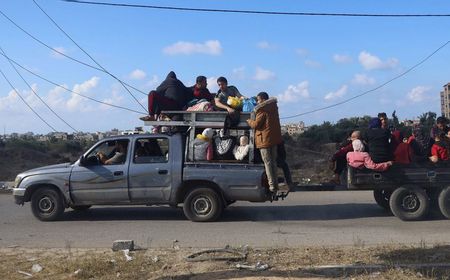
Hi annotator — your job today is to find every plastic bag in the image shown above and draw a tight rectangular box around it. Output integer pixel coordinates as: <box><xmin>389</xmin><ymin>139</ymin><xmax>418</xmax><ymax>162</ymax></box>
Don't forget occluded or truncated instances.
<box><xmin>242</xmin><ymin>97</ymin><xmax>257</xmax><ymax>112</ymax></box>
<box><xmin>227</xmin><ymin>96</ymin><xmax>243</xmax><ymax>110</ymax></box>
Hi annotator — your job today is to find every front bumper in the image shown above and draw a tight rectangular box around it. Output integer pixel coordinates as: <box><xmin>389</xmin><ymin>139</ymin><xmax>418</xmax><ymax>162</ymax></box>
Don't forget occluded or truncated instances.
<box><xmin>12</xmin><ymin>189</ymin><xmax>26</xmax><ymax>205</ymax></box>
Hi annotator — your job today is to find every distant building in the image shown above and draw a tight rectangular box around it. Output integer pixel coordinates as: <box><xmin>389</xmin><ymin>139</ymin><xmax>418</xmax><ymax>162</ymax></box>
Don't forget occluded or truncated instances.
<box><xmin>440</xmin><ymin>82</ymin><xmax>450</xmax><ymax>119</ymax></box>
<box><xmin>281</xmin><ymin>121</ymin><xmax>307</xmax><ymax>136</ymax></box>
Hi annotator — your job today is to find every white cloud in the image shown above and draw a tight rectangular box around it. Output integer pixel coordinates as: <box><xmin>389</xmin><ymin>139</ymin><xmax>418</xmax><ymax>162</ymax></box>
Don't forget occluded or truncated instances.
<box><xmin>207</xmin><ymin>76</ymin><xmax>218</xmax><ymax>93</ymax></box>
<box><xmin>67</xmin><ymin>77</ymin><xmax>100</xmax><ymax>111</ymax></box>
<box><xmin>324</xmin><ymin>85</ymin><xmax>348</xmax><ymax>101</ymax></box>
<box><xmin>0</xmin><ymin>89</ymin><xmax>19</xmax><ymax>110</ymax></box>
<box><xmin>232</xmin><ymin>66</ymin><xmax>246</xmax><ymax>80</ymax></box>
<box><xmin>296</xmin><ymin>48</ymin><xmax>308</xmax><ymax>56</ymax></box>
<box><xmin>145</xmin><ymin>75</ymin><xmax>159</xmax><ymax>88</ymax></box>
<box><xmin>358</xmin><ymin>51</ymin><xmax>399</xmax><ymax>70</ymax></box>
<box><xmin>256</xmin><ymin>41</ymin><xmax>276</xmax><ymax>50</ymax></box>
<box><xmin>101</xmin><ymin>90</ymin><xmax>124</xmax><ymax>111</ymax></box>
<box><xmin>163</xmin><ymin>40</ymin><xmax>222</xmax><ymax>55</ymax></box>
<box><xmin>51</xmin><ymin>47</ymin><xmax>67</xmax><ymax>59</ymax></box>
<box><xmin>277</xmin><ymin>81</ymin><xmax>310</xmax><ymax>103</ymax></box>
<box><xmin>333</xmin><ymin>54</ymin><xmax>352</xmax><ymax>64</ymax></box>
<box><xmin>129</xmin><ymin>69</ymin><xmax>147</xmax><ymax>80</ymax></box>
<box><xmin>253</xmin><ymin>67</ymin><xmax>276</xmax><ymax>81</ymax></box>
<box><xmin>407</xmin><ymin>86</ymin><xmax>432</xmax><ymax>102</ymax></box>
<box><xmin>46</xmin><ymin>85</ymin><xmax>67</xmax><ymax>107</ymax></box>
<box><xmin>304</xmin><ymin>59</ymin><xmax>321</xmax><ymax>68</ymax></box>
<box><xmin>352</xmin><ymin>73</ymin><xmax>376</xmax><ymax>86</ymax></box>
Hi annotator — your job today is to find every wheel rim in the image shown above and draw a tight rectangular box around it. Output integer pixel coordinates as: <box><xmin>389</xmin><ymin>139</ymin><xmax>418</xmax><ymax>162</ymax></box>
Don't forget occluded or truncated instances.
<box><xmin>401</xmin><ymin>193</ymin><xmax>419</xmax><ymax>212</ymax></box>
<box><xmin>38</xmin><ymin>196</ymin><xmax>55</xmax><ymax>214</ymax></box>
<box><xmin>192</xmin><ymin>196</ymin><xmax>212</xmax><ymax>216</ymax></box>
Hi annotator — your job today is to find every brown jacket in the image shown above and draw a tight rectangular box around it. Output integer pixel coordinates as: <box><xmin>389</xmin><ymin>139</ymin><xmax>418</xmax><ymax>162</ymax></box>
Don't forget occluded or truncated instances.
<box><xmin>247</xmin><ymin>98</ymin><xmax>282</xmax><ymax>149</ymax></box>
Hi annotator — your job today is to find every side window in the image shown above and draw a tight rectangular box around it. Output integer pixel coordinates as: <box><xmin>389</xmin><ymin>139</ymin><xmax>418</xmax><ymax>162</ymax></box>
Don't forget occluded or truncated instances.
<box><xmin>134</xmin><ymin>137</ymin><xmax>169</xmax><ymax>164</ymax></box>
<box><xmin>85</xmin><ymin>140</ymin><xmax>129</xmax><ymax>165</ymax></box>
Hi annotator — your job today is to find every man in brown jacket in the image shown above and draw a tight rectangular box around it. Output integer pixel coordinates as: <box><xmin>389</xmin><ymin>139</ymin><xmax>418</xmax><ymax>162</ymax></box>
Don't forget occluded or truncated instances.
<box><xmin>247</xmin><ymin>92</ymin><xmax>283</xmax><ymax>192</ymax></box>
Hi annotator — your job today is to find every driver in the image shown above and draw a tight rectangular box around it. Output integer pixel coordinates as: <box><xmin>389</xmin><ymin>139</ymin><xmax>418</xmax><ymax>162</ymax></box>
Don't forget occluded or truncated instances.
<box><xmin>97</xmin><ymin>141</ymin><xmax>127</xmax><ymax>165</ymax></box>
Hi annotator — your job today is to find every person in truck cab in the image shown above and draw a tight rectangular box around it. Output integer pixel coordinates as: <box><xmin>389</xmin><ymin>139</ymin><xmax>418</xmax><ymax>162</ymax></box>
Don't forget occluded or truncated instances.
<box><xmin>97</xmin><ymin>141</ymin><xmax>128</xmax><ymax>165</ymax></box>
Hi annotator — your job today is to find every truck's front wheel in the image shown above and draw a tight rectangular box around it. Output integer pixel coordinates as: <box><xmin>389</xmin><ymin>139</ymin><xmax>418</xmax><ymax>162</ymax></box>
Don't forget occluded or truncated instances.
<box><xmin>183</xmin><ymin>188</ymin><xmax>223</xmax><ymax>222</ymax></box>
<box><xmin>31</xmin><ymin>187</ymin><xmax>64</xmax><ymax>221</ymax></box>
<box><xmin>438</xmin><ymin>186</ymin><xmax>450</xmax><ymax>219</ymax></box>
<box><xmin>389</xmin><ymin>186</ymin><xmax>429</xmax><ymax>221</ymax></box>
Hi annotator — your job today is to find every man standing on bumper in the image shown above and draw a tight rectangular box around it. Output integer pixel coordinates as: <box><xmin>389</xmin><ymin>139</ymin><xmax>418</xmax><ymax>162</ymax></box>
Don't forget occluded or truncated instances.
<box><xmin>247</xmin><ymin>92</ymin><xmax>283</xmax><ymax>192</ymax></box>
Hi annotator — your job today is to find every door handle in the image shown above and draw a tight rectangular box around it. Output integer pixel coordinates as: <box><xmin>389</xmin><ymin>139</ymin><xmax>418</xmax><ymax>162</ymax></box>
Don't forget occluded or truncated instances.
<box><xmin>158</xmin><ymin>169</ymin><xmax>168</xmax><ymax>175</ymax></box>
<box><xmin>113</xmin><ymin>171</ymin><xmax>124</xmax><ymax>176</ymax></box>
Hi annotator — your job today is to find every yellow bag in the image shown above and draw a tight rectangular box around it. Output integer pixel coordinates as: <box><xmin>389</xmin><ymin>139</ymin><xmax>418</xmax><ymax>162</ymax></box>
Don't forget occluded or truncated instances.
<box><xmin>227</xmin><ymin>96</ymin><xmax>243</xmax><ymax>109</ymax></box>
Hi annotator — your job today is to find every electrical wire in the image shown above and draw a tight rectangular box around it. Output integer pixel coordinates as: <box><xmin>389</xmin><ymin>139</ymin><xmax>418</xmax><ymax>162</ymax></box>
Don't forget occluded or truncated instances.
<box><xmin>0</xmin><ymin>68</ymin><xmax>58</xmax><ymax>132</ymax></box>
<box><xmin>0</xmin><ymin>9</ymin><xmax>149</xmax><ymax>98</ymax></box>
<box><xmin>0</xmin><ymin>51</ymin><xmax>147</xmax><ymax>115</ymax></box>
<box><xmin>32</xmin><ymin>0</ymin><xmax>148</xmax><ymax>113</ymax></box>
<box><xmin>61</xmin><ymin>0</ymin><xmax>450</xmax><ymax>17</ymax></box>
<box><xmin>0</xmin><ymin>46</ymin><xmax>79</xmax><ymax>132</ymax></box>
<box><xmin>281</xmin><ymin>40</ymin><xmax>450</xmax><ymax>120</ymax></box>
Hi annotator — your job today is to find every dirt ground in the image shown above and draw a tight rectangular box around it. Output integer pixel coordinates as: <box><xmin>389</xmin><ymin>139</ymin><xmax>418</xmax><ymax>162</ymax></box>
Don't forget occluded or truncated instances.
<box><xmin>1</xmin><ymin>244</ymin><xmax>449</xmax><ymax>279</ymax></box>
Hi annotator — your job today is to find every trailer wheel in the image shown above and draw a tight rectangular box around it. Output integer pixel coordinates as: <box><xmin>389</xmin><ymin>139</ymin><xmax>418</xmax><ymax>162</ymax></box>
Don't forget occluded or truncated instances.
<box><xmin>438</xmin><ymin>186</ymin><xmax>450</xmax><ymax>219</ymax></box>
<box><xmin>183</xmin><ymin>188</ymin><xmax>223</xmax><ymax>222</ymax></box>
<box><xmin>31</xmin><ymin>187</ymin><xmax>64</xmax><ymax>221</ymax></box>
<box><xmin>389</xmin><ymin>186</ymin><xmax>429</xmax><ymax>221</ymax></box>
<box><xmin>373</xmin><ymin>189</ymin><xmax>392</xmax><ymax>210</ymax></box>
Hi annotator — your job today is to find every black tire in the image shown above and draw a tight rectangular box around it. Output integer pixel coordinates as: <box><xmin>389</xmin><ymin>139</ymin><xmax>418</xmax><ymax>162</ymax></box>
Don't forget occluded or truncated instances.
<box><xmin>183</xmin><ymin>188</ymin><xmax>223</xmax><ymax>222</ymax></box>
<box><xmin>389</xmin><ymin>186</ymin><xmax>430</xmax><ymax>221</ymax></box>
<box><xmin>438</xmin><ymin>186</ymin><xmax>450</xmax><ymax>219</ymax></box>
<box><xmin>70</xmin><ymin>205</ymin><xmax>92</xmax><ymax>211</ymax></box>
<box><xmin>373</xmin><ymin>189</ymin><xmax>392</xmax><ymax>210</ymax></box>
<box><xmin>30</xmin><ymin>187</ymin><xmax>64</xmax><ymax>221</ymax></box>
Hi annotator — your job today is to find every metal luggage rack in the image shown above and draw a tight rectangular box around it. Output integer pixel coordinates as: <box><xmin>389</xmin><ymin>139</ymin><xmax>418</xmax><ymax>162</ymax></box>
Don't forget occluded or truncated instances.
<box><xmin>143</xmin><ymin>111</ymin><xmax>255</xmax><ymax>163</ymax></box>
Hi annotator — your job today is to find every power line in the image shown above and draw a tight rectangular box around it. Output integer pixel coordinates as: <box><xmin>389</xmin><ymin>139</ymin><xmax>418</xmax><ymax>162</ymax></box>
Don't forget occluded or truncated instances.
<box><xmin>0</xmin><ymin>51</ymin><xmax>147</xmax><ymax>115</ymax></box>
<box><xmin>0</xmin><ymin>46</ymin><xmax>79</xmax><ymax>132</ymax></box>
<box><xmin>33</xmin><ymin>0</ymin><xmax>148</xmax><ymax>113</ymax></box>
<box><xmin>281</xmin><ymin>40</ymin><xmax>450</xmax><ymax>120</ymax></box>
<box><xmin>0</xmin><ymin>8</ymin><xmax>148</xmax><ymax>98</ymax></box>
<box><xmin>0</xmin><ymin>68</ymin><xmax>58</xmax><ymax>132</ymax></box>
<box><xmin>62</xmin><ymin>0</ymin><xmax>450</xmax><ymax>17</ymax></box>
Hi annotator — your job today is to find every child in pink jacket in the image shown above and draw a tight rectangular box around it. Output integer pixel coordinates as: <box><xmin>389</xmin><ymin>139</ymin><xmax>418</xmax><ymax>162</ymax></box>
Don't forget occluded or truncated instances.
<box><xmin>346</xmin><ymin>139</ymin><xmax>393</xmax><ymax>171</ymax></box>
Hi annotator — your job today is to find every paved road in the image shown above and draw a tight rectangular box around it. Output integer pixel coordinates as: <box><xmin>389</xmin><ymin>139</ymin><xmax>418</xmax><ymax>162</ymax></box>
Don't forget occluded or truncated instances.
<box><xmin>1</xmin><ymin>191</ymin><xmax>449</xmax><ymax>248</ymax></box>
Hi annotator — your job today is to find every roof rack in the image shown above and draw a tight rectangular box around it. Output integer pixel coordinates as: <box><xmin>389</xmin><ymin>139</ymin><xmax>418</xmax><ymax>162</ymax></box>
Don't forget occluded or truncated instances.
<box><xmin>143</xmin><ymin>111</ymin><xmax>251</xmax><ymax>128</ymax></box>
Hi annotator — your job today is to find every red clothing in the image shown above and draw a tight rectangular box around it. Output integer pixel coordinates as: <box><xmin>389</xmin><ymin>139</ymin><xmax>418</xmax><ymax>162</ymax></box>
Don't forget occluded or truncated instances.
<box><xmin>332</xmin><ymin>142</ymin><xmax>353</xmax><ymax>161</ymax></box>
<box><xmin>346</xmin><ymin>151</ymin><xmax>391</xmax><ymax>171</ymax></box>
<box><xmin>393</xmin><ymin>143</ymin><xmax>413</xmax><ymax>164</ymax></box>
<box><xmin>193</xmin><ymin>87</ymin><xmax>213</xmax><ymax>101</ymax></box>
<box><xmin>431</xmin><ymin>143</ymin><xmax>449</xmax><ymax>161</ymax></box>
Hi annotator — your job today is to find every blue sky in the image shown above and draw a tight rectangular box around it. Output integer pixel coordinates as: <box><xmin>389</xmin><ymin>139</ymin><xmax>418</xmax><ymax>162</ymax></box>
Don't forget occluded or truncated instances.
<box><xmin>1</xmin><ymin>0</ymin><xmax>450</xmax><ymax>134</ymax></box>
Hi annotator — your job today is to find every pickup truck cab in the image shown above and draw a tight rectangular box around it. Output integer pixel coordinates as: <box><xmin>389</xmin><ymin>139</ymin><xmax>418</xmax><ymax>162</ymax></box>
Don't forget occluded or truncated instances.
<box><xmin>13</xmin><ymin>111</ymin><xmax>280</xmax><ymax>222</ymax></box>
<box><xmin>348</xmin><ymin>163</ymin><xmax>450</xmax><ymax>221</ymax></box>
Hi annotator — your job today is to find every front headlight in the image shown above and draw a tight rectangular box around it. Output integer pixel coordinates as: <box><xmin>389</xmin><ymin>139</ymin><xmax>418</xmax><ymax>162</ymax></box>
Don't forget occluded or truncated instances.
<box><xmin>14</xmin><ymin>175</ymin><xmax>22</xmax><ymax>188</ymax></box>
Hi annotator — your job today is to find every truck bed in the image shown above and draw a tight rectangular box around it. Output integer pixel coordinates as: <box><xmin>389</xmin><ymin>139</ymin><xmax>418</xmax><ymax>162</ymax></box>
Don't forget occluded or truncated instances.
<box><xmin>347</xmin><ymin>162</ymin><xmax>450</xmax><ymax>190</ymax></box>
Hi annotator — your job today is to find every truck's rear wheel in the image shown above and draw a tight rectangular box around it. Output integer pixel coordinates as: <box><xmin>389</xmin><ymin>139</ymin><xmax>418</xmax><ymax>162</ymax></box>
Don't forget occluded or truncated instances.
<box><xmin>373</xmin><ymin>189</ymin><xmax>391</xmax><ymax>210</ymax></box>
<box><xmin>389</xmin><ymin>186</ymin><xmax>429</xmax><ymax>221</ymax></box>
<box><xmin>438</xmin><ymin>186</ymin><xmax>450</xmax><ymax>219</ymax></box>
<box><xmin>31</xmin><ymin>187</ymin><xmax>64</xmax><ymax>221</ymax></box>
<box><xmin>183</xmin><ymin>188</ymin><xmax>223</xmax><ymax>222</ymax></box>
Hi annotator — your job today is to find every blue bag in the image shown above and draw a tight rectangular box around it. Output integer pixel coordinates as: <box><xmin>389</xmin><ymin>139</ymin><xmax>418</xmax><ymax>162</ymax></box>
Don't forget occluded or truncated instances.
<box><xmin>242</xmin><ymin>97</ymin><xmax>257</xmax><ymax>112</ymax></box>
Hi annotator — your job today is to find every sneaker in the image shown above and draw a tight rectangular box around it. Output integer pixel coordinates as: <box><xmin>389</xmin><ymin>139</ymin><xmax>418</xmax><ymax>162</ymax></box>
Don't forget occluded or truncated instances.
<box><xmin>269</xmin><ymin>186</ymin><xmax>278</xmax><ymax>193</ymax></box>
<box><xmin>140</xmin><ymin>115</ymin><xmax>156</xmax><ymax>121</ymax></box>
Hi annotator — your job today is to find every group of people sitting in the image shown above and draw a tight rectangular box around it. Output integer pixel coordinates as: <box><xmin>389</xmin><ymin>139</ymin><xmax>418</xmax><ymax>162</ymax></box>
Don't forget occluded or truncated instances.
<box><xmin>139</xmin><ymin>72</ymin><xmax>246</xmax><ymax>122</ymax></box>
<box><xmin>330</xmin><ymin>113</ymin><xmax>450</xmax><ymax>184</ymax></box>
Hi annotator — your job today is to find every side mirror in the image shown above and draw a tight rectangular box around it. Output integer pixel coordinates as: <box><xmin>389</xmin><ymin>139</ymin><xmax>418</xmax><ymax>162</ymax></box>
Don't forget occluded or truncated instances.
<box><xmin>79</xmin><ymin>155</ymin><xmax>86</xmax><ymax>166</ymax></box>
